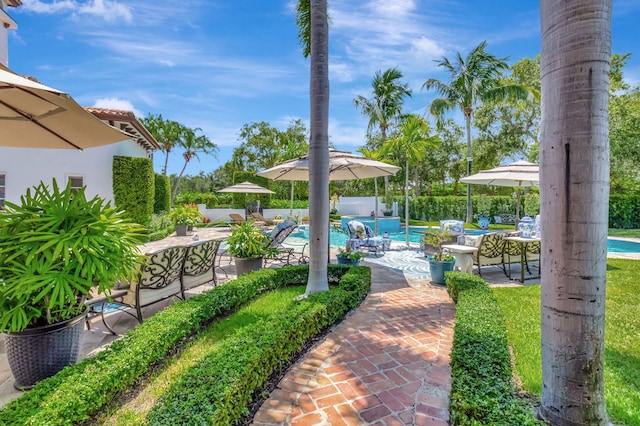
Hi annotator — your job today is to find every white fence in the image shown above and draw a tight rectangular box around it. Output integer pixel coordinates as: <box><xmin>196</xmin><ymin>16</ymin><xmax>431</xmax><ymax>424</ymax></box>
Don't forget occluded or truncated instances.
<box><xmin>197</xmin><ymin>196</ymin><xmax>398</xmax><ymax>223</ymax></box>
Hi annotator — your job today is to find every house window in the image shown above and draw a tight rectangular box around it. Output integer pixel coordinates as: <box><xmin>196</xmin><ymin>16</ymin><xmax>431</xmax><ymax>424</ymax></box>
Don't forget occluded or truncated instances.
<box><xmin>68</xmin><ymin>176</ymin><xmax>84</xmax><ymax>195</ymax></box>
<box><xmin>0</xmin><ymin>173</ymin><xmax>5</xmax><ymax>209</ymax></box>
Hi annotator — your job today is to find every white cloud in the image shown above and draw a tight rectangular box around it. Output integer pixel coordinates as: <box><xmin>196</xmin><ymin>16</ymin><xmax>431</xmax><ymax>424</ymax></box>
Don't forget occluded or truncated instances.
<box><xmin>21</xmin><ymin>0</ymin><xmax>133</xmax><ymax>24</ymax></box>
<box><xmin>92</xmin><ymin>97</ymin><xmax>142</xmax><ymax>117</ymax></box>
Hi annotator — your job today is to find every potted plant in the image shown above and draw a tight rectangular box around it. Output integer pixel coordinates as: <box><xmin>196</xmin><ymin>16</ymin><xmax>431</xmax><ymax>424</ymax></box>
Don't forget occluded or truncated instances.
<box><xmin>0</xmin><ymin>180</ymin><xmax>142</xmax><ymax>389</ymax></box>
<box><xmin>166</xmin><ymin>204</ymin><xmax>203</xmax><ymax>236</ymax></box>
<box><xmin>423</xmin><ymin>228</ymin><xmax>456</xmax><ymax>285</ymax></box>
<box><xmin>226</xmin><ymin>221</ymin><xmax>279</xmax><ymax>276</ymax></box>
<box><xmin>336</xmin><ymin>246</ymin><xmax>366</xmax><ymax>265</ymax></box>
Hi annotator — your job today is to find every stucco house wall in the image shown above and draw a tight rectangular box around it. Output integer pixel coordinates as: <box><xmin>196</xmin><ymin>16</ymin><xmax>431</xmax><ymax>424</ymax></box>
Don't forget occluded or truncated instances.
<box><xmin>0</xmin><ymin>139</ymin><xmax>151</xmax><ymax>205</ymax></box>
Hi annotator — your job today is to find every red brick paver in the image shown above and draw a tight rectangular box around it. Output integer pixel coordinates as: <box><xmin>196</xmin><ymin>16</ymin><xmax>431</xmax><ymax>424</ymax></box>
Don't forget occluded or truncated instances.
<box><xmin>252</xmin><ymin>264</ymin><xmax>455</xmax><ymax>425</ymax></box>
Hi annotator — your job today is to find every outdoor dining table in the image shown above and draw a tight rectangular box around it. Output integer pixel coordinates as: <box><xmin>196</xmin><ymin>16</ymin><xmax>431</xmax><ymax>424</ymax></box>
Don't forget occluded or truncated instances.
<box><xmin>503</xmin><ymin>236</ymin><xmax>541</xmax><ymax>283</ymax></box>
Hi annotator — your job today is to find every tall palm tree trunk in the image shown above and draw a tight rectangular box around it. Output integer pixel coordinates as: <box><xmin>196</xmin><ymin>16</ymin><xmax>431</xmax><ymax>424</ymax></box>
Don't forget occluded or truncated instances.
<box><xmin>374</xmin><ymin>177</ymin><xmax>379</xmax><ymax>235</ymax></box>
<box><xmin>305</xmin><ymin>0</ymin><xmax>329</xmax><ymax>295</ymax></box>
<box><xmin>539</xmin><ymin>1</ymin><xmax>611</xmax><ymax>424</ymax></box>
<box><xmin>464</xmin><ymin>112</ymin><xmax>473</xmax><ymax>223</ymax></box>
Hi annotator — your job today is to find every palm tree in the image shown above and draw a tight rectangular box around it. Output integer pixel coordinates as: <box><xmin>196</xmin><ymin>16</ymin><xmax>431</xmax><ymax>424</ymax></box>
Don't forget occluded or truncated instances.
<box><xmin>380</xmin><ymin>115</ymin><xmax>440</xmax><ymax>246</ymax></box>
<box><xmin>140</xmin><ymin>114</ymin><xmax>184</xmax><ymax>176</ymax></box>
<box><xmin>354</xmin><ymin>68</ymin><xmax>411</xmax><ymax>196</ymax></box>
<box><xmin>539</xmin><ymin>0</ymin><xmax>611</xmax><ymax>424</ymax></box>
<box><xmin>171</xmin><ymin>128</ymin><xmax>218</xmax><ymax>204</ymax></box>
<box><xmin>297</xmin><ymin>0</ymin><xmax>329</xmax><ymax>295</ymax></box>
<box><xmin>423</xmin><ymin>41</ymin><xmax>531</xmax><ymax>223</ymax></box>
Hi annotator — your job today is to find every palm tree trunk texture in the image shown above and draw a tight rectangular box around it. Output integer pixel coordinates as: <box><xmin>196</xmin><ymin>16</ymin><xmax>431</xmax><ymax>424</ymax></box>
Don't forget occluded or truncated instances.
<box><xmin>464</xmin><ymin>112</ymin><xmax>473</xmax><ymax>223</ymax></box>
<box><xmin>404</xmin><ymin>158</ymin><xmax>410</xmax><ymax>247</ymax></box>
<box><xmin>539</xmin><ymin>1</ymin><xmax>611</xmax><ymax>424</ymax></box>
<box><xmin>305</xmin><ymin>0</ymin><xmax>329</xmax><ymax>295</ymax></box>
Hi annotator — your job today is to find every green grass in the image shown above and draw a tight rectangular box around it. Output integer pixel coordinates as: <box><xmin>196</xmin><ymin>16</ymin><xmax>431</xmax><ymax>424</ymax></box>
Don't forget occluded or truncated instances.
<box><xmin>493</xmin><ymin>258</ymin><xmax>640</xmax><ymax>426</ymax></box>
<box><xmin>608</xmin><ymin>228</ymin><xmax>640</xmax><ymax>238</ymax></box>
<box><xmin>97</xmin><ymin>285</ymin><xmax>307</xmax><ymax>425</ymax></box>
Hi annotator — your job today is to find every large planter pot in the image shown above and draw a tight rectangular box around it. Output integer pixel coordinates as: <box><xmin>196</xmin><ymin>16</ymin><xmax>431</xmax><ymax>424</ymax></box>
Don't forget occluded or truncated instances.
<box><xmin>336</xmin><ymin>255</ymin><xmax>360</xmax><ymax>266</ymax></box>
<box><xmin>428</xmin><ymin>258</ymin><xmax>456</xmax><ymax>286</ymax></box>
<box><xmin>234</xmin><ymin>256</ymin><xmax>264</xmax><ymax>276</ymax></box>
<box><xmin>4</xmin><ymin>310</ymin><xmax>86</xmax><ymax>389</ymax></box>
<box><xmin>175</xmin><ymin>225</ymin><xmax>188</xmax><ymax>236</ymax></box>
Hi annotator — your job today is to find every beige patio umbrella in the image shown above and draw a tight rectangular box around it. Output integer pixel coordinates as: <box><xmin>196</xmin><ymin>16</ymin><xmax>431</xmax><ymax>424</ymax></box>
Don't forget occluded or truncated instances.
<box><xmin>0</xmin><ymin>63</ymin><xmax>130</xmax><ymax>150</ymax></box>
<box><xmin>257</xmin><ymin>149</ymin><xmax>401</xmax><ymax>181</ymax></box>
<box><xmin>460</xmin><ymin>160</ymin><xmax>539</xmax><ymax>223</ymax></box>
<box><xmin>257</xmin><ymin>149</ymin><xmax>400</xmax><ymax>232</ymax></box>
<box><xmin>217</xmin><ymin>181</ymin><xmax>275</xmax><ymax>219</ymax></box>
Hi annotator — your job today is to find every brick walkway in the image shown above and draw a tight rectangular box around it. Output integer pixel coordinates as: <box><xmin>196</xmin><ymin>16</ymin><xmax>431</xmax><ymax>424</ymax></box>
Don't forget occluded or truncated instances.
<box><xmin>252</xmin><ymin>264</ymin><xmax>455</xmax><ymax>426</ymax></box>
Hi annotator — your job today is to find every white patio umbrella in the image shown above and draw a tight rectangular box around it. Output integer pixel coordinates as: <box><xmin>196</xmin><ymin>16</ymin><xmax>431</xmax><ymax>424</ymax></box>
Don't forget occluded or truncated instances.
<box><xmin>460</xmin><ymin>160</ymin><xmax>539</xmax><ymax>223</ymax></box>
<box><xmin>257</xmin><ymin>149</ymin><xmax>401</xmax><ymax>182</ymax></box>
<box><xmin>217</xmin><ymin>181</ymin><xmax>275</xmax><ymax>219</ymax></box>
<box><xmin>0</xmin><ymin>63</ymin><xmax>130</xmax><ymax>150</ymax></box>
<box><xmin>257</xmin><ymin>149</ymin><xmax>400</xmax><ymax>232</ymax></box>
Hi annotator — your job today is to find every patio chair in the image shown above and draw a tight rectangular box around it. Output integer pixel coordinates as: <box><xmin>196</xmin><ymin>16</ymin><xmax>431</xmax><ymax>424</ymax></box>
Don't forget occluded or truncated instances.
<box><xmin>251</xmin><ymin>212</ymin><xmax>279</xmax><ymax>225</ymax></box>
<box><xmin>263</xmin><ymin>220</ymin><xmax>300</xmax><ymax>266</ymax></box>
<box><xmin>346</xmin><ymin>220</ymin><xmax>384</xmax><ymax>256</ymax></box>
<box><xmin>117</xmin><ymin>246</ymin><xmax>187</xmax><ymax>324</ymax></box>
<box><xmin>229</xmin><ymin>213</ymin><xmax>246</xmax><ymax>224</ymax></box>
<box><xmin>181</xmin><ymin>239</ymin><xmax>223</xmax><ymax>297</ymax></box>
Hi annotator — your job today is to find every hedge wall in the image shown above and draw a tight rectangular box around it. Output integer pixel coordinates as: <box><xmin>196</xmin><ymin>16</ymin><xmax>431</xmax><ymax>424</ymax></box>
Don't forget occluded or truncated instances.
<box><xmin>112</xmin><ymin>156</ymin><xmax>154</xmax><ymax>226</ymax></box>
<box><xmin>399</xmin><ymin>195</ymin><xmax>519</xmax><ymax>221</ymax></box>
<box><xmin>153</xmin><ymin>173</ymin><xmax>171</xmax><ymax>213</ymax></box>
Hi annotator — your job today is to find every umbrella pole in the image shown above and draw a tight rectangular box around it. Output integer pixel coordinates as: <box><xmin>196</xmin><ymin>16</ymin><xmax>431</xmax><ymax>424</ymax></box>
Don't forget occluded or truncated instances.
<box><xmin>515</xmin><ymin>186</ymin><xmax>521</xmax><ymax>229</ymax></box>
<box><xmin>290</xmin><ymin>181</ymin><xmax>294</xmax><ymax>217</ymax></box>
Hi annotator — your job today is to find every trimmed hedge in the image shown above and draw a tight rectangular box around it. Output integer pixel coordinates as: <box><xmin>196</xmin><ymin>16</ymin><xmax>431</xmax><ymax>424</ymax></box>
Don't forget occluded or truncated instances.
<box><xmin>154</xmin><ymin>173</ymin><xmax>171</xmax><ymax>213</ymax></box>
<box><xmin>112</xmin><ymin>156</ymin><xmax>154</xmax><ymax>226</ymax></box>
<box><xmin>0</xmin><ymin>265</ymin><xmax>370</xmax><ymax>425</ymax></box>
<box><xmin>399</xmin><ymin>195</ymin><xmax>519</xmax><ymax>222</ymax></box>
<box><xmin>445</xmin><ymin>272</ymin><xmax>542</xmax><ymax>425</ymax></box>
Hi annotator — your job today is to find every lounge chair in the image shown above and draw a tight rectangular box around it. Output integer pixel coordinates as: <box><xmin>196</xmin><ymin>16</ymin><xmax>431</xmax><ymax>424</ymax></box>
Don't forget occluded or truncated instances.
<box><xmin>229</xmin><ymin>213</ymin><xmax>265</xmax><ymax>226</ymax></box>
<box><xmin>264</xmin><ymin>220</ymin><xmax>300</xmax><ymax>266</ymax></box>
<box><xmin>346</xmin><ymin>220</ymin><xmax>384</xmax><ymax>256</ymax></box>
<box><xmin>251</xmin><ymin>212</ymin><xmax>279</xmax><ymax>225</ymax></box>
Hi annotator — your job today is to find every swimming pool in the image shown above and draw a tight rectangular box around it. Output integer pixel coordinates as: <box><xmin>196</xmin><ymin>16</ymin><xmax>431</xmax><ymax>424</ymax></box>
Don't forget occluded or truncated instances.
<box><xmin>290</xmin><ymin>226</ymin><xmax>640</xmax><ymax>253</ymax></box>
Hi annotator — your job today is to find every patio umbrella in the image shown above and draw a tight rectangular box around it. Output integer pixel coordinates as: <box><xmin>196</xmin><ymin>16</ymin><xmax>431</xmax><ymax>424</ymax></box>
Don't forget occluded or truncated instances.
<box><xmin>257</xmin><ymin>149</ymin><xmax>400</xmax><ymax>232</ymax></box>
<box><xmin>217</xmin><ymin>181</ymin><xmax>275</xmax><ymax>218</ymax></box>
<box><xmin>460</xmin><ymin>160</ymin><xmax>539</xmax><ymax>223</ymax></box>
<box><xmin>257</xmin><ymin>149</ymin><xmax>400</xmax><ymax>182</ymax></box>
<box><xmin>0</xmin><ymin>63</ymin><xmax>130</xmax><ymax>150</ymax></box>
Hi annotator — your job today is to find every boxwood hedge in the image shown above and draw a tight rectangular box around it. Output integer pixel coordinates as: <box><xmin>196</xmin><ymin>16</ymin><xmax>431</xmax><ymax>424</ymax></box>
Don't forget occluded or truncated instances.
<box><xmin>445</xmin><ymin>272</ymin><xmax>542</xmax><ymax>425</ymax></box>
<box><xmin>0</xmin><ymin>264</ymin><xmax>370</xmax><ymax>425</ymax></box>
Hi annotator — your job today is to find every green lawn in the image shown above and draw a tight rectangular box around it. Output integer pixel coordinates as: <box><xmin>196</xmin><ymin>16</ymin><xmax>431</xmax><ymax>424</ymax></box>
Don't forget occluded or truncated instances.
<box><xmin>608</xmin><ymin>228</ymin><xmax>640</xmax><ymax>239</ymax></box>
<box><xmin>493</xmin><ymin>258</ymin><xmax>640</xmax><ymax>426</ymax></box>
<box><xmin>95</xmin><ymin>285</ymin><xmax>307</xmax><ymax>425</ymax></box>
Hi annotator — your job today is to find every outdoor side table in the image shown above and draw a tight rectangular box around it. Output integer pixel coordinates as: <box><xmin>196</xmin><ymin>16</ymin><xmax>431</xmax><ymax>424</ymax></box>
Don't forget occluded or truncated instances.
<box><xmin>503</xmin><ymin>236</ymin><xmax>541</xmax><ymax>283</ymax></box>
<box><xmin>441</xmin><ymin>244</ymin><xmax>478</xmax><ymax>274</ymax></box>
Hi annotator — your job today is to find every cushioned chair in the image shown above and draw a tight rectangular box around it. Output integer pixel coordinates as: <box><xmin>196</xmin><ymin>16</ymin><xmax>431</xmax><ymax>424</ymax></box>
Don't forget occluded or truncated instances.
<box><xmin>440</xmin><ymin>219</ymin><xmax>465</xmax><ymax>236</ymax></box>
<box><xmin>346</xmin><ymin>220</ymin><xmax>384</xmax><ymax>256</ymax></box>
<box><xmin>463</xmin><ymin>231</ymin><xmax>520</xmax><ymax>277</ymax></box>
<box><xmin>119</xmin><ymin>246</ymin><xmax>187</xmax><ymax>323</ymax></box>
<box><xmin>264</xmin><ymin>221</ymin><xmax>300</xmax><ymax>266</ymax></box>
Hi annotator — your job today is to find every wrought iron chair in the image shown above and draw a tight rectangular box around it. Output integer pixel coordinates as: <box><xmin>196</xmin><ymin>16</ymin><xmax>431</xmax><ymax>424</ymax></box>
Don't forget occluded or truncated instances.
<box><xmin>264</xmin><ymin>221</ymin><xmax>300</xmax><ymax>266</ymax></box>
<box><xmin>181</xmin><ymin>239</ymin><xmax>222</xmax><ymax>298</ymax></box>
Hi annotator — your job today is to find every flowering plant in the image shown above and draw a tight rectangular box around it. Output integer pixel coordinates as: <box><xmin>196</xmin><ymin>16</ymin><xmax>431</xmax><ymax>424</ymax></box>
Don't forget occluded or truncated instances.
<box><xmin>423</xmin><ymin>228</ymin><xmax>455</xmax><ymax>262</ymax></box>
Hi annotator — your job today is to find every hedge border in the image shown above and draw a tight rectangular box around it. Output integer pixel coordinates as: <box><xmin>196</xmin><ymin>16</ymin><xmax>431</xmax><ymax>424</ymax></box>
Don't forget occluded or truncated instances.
<box><xmin>445</xmin><ymin>272</ymin><xmax>542</xmax><ymax>425</ymax></box>
<box><xmin>0</xmin><ymin>265</ymin><xmax>370</xmax><ymax>425</ymax></box>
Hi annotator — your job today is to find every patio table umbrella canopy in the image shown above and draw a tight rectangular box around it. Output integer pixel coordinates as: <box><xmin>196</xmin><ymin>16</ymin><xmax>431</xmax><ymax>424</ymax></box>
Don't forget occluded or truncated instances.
<box><xmin>460</xmin><ymin>160</ymin><xmax>539</xmax><ymax>221</ymax></box>
<box><xmin>0</xmin><ymin>63</ymin><xmax>130</xmax><ymax>150</ymax></box>
<box><xmin>217</xmin><ymin>181</ymin><xmax>275</xmax><ymax>194</ymax></box>
<box><xmin>256</xmin><ymin>149</ymin><xmax>400</xmax><ymax>182</ymax></box>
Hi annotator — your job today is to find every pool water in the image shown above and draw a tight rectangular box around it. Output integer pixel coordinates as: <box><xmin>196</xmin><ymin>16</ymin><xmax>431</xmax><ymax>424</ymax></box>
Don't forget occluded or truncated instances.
<box><xmin>290</xmin><ymin>226</ymin><xmax>640</xmax><ymax>253</ymax></box>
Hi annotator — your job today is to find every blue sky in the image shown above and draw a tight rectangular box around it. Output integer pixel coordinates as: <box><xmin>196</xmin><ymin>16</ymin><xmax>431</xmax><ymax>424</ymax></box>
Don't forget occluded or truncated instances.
<box><xmin>7</xmin><ymin>0</ymin><xmax>639</xmax><ymax>176</ymax></box>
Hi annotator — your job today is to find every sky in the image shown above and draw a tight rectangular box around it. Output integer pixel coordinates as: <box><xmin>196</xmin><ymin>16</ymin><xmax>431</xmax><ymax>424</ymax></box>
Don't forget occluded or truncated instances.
<box><xmin>7</xmin><ymin>0</ymin><xmax>640</xmax><ymax>177</ymax></box>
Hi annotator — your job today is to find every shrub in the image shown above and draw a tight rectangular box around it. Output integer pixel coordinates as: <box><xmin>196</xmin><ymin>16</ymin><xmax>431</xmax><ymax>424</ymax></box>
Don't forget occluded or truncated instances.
<box><xmin>0</xmin><ymin>265</ymin><xmax>370</xmax><ymax>425</ymax></box>
<box><xmin>445</xmin><ymin>273</ymin><xmax>542</xmax><ymax>425</ymax></box>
